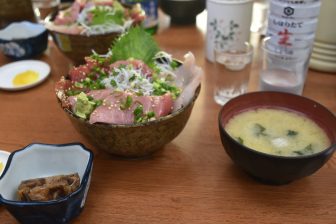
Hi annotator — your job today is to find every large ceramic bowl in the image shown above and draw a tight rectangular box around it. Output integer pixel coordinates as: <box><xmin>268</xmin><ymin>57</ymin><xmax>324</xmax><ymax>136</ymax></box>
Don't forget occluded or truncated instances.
<box><xmin>0</xmin><ymin>21</ymin><xmax>48</xmax><ymax>60</ymax></box>
<box><xmin>61</xmin><ymin>86</ymin><xmax>200</xmax><ymax>158</ymax></box>
<box><xmin>0</xmin><ymin>143</ymin><xmax>94</xmax><ymax>224</ymax></box>
<box><xmin>218</xmin><ymin>92</ymin><xmax>336</xmax><ymax>185</ymax></box>
<box><xmin>45</xmin><ymin>4</ymin><xmax>139</xmax><ymax>65</ymax></box>
<box><xmin>47</xmin><ymin>28</ymin><xmax>119</xmax><ymax>65</ymax></box>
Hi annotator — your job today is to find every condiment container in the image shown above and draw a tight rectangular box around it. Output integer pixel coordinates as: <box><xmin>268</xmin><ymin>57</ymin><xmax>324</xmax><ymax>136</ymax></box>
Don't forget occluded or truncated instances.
<box><xmin>205</xmin><ymin>0</ymin><xmax>253</xmax><ymax>62</ymax></box>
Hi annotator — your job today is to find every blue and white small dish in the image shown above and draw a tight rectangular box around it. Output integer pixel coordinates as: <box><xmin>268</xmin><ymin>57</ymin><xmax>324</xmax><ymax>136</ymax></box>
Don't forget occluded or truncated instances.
<box><xmin>0</xmin><ymin>21</ymin><xmax>48</xmax><ymax>60</ymax></box>
<box><xmin>0</xmin><ymin>143</ymin><xmax>94</xmax><ymax>224</ymax></box>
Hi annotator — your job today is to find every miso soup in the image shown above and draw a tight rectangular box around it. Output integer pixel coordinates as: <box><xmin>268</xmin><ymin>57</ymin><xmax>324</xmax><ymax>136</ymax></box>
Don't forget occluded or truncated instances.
<box><xmin>225</xmin><ymin>108</ymin><xmax>330</xmax><ymax>156</ymax></box>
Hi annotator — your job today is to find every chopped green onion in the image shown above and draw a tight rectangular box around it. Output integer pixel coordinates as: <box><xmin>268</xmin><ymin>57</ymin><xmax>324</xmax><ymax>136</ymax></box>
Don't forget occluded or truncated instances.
<box><xmin>129</xmin><ymin>74</ymin><xmax>136</xmax><ymax>82</ymax></box>
<box><xmin>66</xmin><ymin>89</ymin><xmax>82</xmax><ymax>96</ymax></box>
<box><xmin>170</xmin><ymin>60</ymin><xmax>179</xmax><ymax>69</ymax></box>
<box><xmin>110</xmin><ymin>79</ymin><xmax>117</xmax><ymax>87</ymax></box>
<box><xmin>112</xmin><ymin>70</ymin><xmax>119</xmax><ymax>76</ymax></box>
<box><xmin>293</xmin><ymin>151</ymin><xmax>304</xmax><ymax>156</ymax></box>
<box><xmin>147</xmin><ymin>111</ymin><xmax>155</xmax><ymax>119</ymax></box>
<box><xmin>254</xmin><ymin>123</ymin><xmax>267</xmax><ymax>136</ymax></box>
<box><xmin>95</xmin><ymin>99</ymin><xmax>103</xmax><ymax>107</ymax></box>
<box><xmin>74</xmin><ymin>82</ymin><xmax>84</xmax><ymax>88</ymax></box>
<box><xmin>293</xmin><ymin>144</ymin><xmax>314</xmax><ymax>156</ymax></box>
<box><xmin>237</xmin><ymin>137</ymin><xmax>244</xmax><ymax>145</ymax></box>
<box><xmin>120</xmin><ymin>95</ymin><xmax>133</xmax><ymax>110</ymax></box>
<box><xmin>287</xmin><ymin>130</ymin><xmax>298</xmax><ymax>136</ymax></box>
<box><xmin>134</xmin><ymin>105</ymin><xmax>144</xmax><ymax>122</ymax></box>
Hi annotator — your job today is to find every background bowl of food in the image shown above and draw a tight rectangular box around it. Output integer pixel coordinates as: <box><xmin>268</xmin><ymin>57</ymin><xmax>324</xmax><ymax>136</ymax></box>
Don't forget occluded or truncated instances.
<box><xmin>0</xmin><ymin>143</ymin><xmax>94</xmax><ymax>224</ymax></box>
<box><xmin>45</xmin><ymin>0</ymin><xmax>144</xmax><ymax>65</ymax></box>
<box><xmin>218</xmin><ymin>91</ymin><xmax>336</xmax><ymax>185</ymax></box>
<box><xmin>55</xmin><ymin>27</ymin><xmax>203</xmax><ymax>158</ymax></box>
<box><xmin>0</xmin><ymin>21</ymin><xmax>48</xmax><ymax>60</ymax></box>
<box><xmin>159</xmin><ymin>0</ymin><xmax>206</xmax><ymax>25</ymax></box>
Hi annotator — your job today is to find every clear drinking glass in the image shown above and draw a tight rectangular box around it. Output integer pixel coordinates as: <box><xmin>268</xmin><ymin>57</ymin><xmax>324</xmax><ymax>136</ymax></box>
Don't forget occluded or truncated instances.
<box><xmin>259</xmin><ymin>36</ymin><xmax>311</xmax><ymax>95</ymax></box>
<box><xmin>32</xmin><ymin>0</ymin><xmax>60</xmax><ymax>22</ymax></box>
<box><xmin>214</xmin><ymin>42</ymin><xmax>253</xmax><ymax>105</ymax></box>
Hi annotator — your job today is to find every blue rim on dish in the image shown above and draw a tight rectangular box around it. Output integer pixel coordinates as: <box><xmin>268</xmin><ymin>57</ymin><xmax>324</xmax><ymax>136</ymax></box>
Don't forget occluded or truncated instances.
<box><xmin>0</xmin><ymin>143</ymin><xmax>94</xmax><ymax>224</ymax></box>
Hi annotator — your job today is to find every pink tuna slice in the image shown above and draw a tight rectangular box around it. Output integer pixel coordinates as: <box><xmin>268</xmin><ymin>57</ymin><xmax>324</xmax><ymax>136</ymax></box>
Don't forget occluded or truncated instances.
<box><xmin>68</xmin><ymin>64</ymin><xmax>91</xmax><ymax>82</ymax></box>
<box><xmin>87</xmin><ymin>89</ymin><xmax>113</xmax><ymax>100</ymax></box>
<box><xmin>68</xmin><ymin>57</ymin><xmax>108</xmax><ymax>82</ymax></box>
<box><xmin>89</xmin><ymin>91</ymin><xmax>173</xmax><ymax>124</ymax></box>
<box><xmin>55</xmin><ymin>78</ymin><xmax>73</xmax><ymax>108</ymax></box>
<box><xmin>54</xmin><ymin>1</ymin><xmax>81</xmax><ymax>25</ymax></box>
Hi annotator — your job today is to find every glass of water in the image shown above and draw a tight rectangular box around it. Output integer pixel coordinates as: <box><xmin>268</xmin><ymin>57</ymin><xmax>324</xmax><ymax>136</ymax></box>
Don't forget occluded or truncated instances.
<box><xmin>259</xmin><ymin>36</ymin><xmax>312</xmax><ymax>95</ymax></box>
<box><xmin>214</xmin><ymin>42</ymin><xmax>253</xmax><ymax>105</ymax></box>
<box><xmin>32</xmin><ymin>0</ymin><xmax>60</xmax><ymax>22</ymax></box>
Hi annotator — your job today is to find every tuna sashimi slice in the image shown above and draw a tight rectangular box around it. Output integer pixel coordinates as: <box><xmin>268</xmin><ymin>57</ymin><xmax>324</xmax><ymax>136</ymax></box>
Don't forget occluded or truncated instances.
<box><xmin>55</xmin><ymin>78</ymin><xmax>73</xmax><ymax>108</ymax></box>
<box><xmin>88</xmin><ymin>91</ymin><xmax>173</xmax><ymax>124</ymax></box>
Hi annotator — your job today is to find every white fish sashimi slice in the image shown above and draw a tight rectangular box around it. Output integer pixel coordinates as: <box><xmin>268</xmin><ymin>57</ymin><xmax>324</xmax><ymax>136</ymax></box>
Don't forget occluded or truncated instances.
<box><xmin>173</xmin><ymin>52</ymin><xmax>203</xmax><ymax>111</ymax></box>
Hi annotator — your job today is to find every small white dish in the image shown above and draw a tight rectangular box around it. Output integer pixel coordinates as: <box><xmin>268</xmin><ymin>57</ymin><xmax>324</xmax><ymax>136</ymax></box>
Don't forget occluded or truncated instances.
<box><xmin>0</xmin><ymin>60</ymin><xmax>50</xmax><ymax>91</ymax></box>
<box><xmin>313</xmin><ymin>45</ymin><xmax>336</xmax><ymax>57</ymax></box>
<box><xmin>0</xmin><ymin>150</ymin><xmax>10</xmax><ymax>176</ymax></box>
<box><xmin>314</xmin><ymin>41</ymin><xmax>336</xmax><ymax>50</ymax></box>
<box><xmin>311</xmin><ymin>51</ymin><xmax>336</xmax><ymax>63</ymax></box>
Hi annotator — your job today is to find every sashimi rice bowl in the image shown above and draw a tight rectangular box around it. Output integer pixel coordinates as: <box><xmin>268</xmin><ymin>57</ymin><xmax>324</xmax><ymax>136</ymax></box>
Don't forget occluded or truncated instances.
<box><xmin>55</xmin><ymin>27</ymin><xmax>203</xmax><ymax>157</ymax></box>
<box><xmin>45</xmin><ymin>0</ymin><xmax>145</xmax><ymax>64</ymax></box>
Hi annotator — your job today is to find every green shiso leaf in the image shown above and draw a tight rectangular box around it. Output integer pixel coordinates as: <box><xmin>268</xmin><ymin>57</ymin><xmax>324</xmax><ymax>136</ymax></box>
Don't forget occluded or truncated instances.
<box><xmin>110</xmin><ymin>27</ymin><xmax>160</xmax><ymax>65</ymax></box>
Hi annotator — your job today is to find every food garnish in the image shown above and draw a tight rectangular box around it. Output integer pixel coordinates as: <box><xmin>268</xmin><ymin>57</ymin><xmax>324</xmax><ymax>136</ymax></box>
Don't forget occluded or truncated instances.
<box><xmin>254</xmin><ymin>123</ymin><xmax>267</xmax><ymax>137</ymax></box>
<box><xmin>55</xmin><ymin>27</ymin><xmax>202</xmax><ymax>125</ymax></box>
<box><xmin>225</xmin><ymin>108</ymin><xmax>330</xmax><ymax>157</ymax></box>
<box><xmin>45</xmin><ymin>0</ymin><xmax>145</xmax><ymax>35</ymax></box>
<box><xmin>287</xmin><ymin>130</ymin><xmax>298</xmax><ymax>136</ymax></box>
<box><xmin>12</xmin><ymin>70</ymin><xmax>39</xmax><ymax>86</ymax></box>
<box><xmin>17</xmin><ymin>173</ymin><xmax>80</xmax><ymax>201</ymax></box>
<box><xmin>237</xmin><ymin>137</ymin><xmax>244</xmax><ymax>145</ymax></box>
